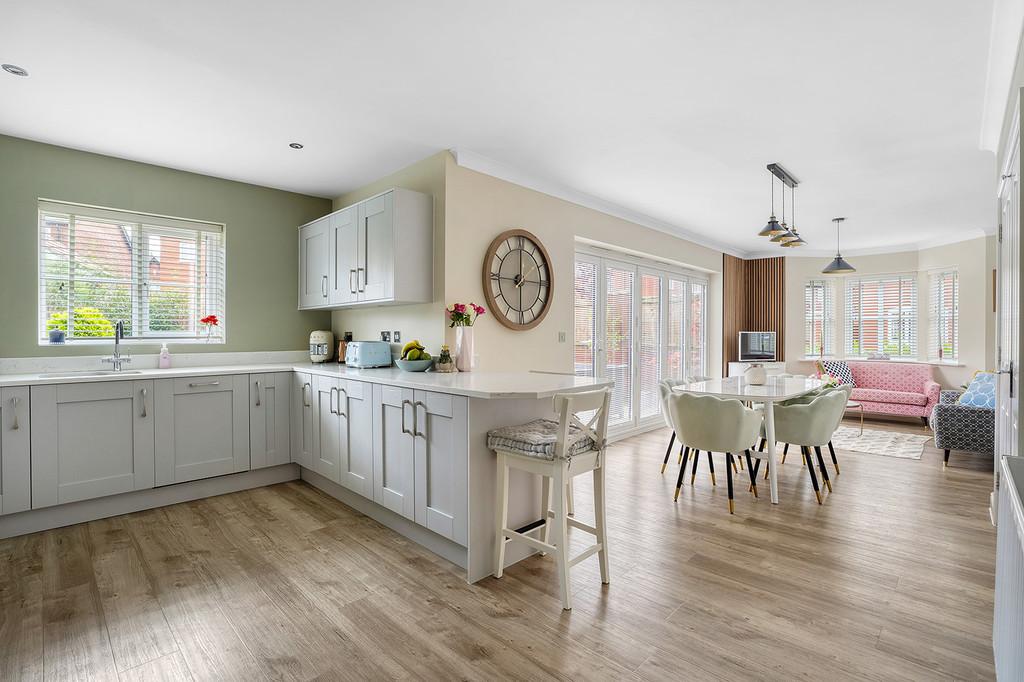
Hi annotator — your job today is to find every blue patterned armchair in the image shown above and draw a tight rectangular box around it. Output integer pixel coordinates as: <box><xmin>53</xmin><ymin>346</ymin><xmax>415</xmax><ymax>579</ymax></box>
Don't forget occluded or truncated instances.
<box><xmin>929</xmin><ymin>390</ymin><xmax>995</xmax><ymax>468</ymax></box>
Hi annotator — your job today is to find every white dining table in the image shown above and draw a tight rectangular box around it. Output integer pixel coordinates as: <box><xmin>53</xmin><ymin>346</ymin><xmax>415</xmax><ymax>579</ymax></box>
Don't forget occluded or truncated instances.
<box><xmin>673</xmin><ymin>375</ymin><xmax>823</xmax><ymax>504</ymax></box>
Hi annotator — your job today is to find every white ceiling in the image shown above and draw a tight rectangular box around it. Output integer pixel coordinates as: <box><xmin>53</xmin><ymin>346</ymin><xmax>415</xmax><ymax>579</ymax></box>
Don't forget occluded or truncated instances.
<box><xmin>0</xmin><ymin>0</ymin><xmax>999</xmax><ymax>256</ymax></box>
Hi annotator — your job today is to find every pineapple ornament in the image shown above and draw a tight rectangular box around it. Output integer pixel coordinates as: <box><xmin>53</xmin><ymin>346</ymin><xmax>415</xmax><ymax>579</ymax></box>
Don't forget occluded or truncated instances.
<box><xmin>435</xmin><ymin>344</ymin><xmax>457</xmax><ymax>373</ymax></box>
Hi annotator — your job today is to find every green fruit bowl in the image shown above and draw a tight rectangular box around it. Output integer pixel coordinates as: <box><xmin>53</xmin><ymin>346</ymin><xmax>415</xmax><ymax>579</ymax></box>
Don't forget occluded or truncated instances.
<box><xmin>396</xmin><ymin>358</ymin><xmax>434</xmax><ymax>372</ymax></box>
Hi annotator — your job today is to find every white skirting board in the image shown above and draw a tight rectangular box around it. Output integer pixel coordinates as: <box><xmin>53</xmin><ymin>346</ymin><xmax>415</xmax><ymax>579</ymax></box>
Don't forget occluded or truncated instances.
<box><xmin>0</xmin><ymin>464</ymin><xmax>300</xmax><ymax>539</ymax></box>
<box><xmin>300</xmin><ymin>467</ymin><xmax>469</xmax><ymax>571</ymax></box>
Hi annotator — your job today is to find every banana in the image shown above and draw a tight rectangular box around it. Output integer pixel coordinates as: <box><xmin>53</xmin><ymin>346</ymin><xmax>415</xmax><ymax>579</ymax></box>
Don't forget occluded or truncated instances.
<box><xmin>401</xmin><ymin>339</ymin><xmax>425</xmax><ymax>359</ymax></box>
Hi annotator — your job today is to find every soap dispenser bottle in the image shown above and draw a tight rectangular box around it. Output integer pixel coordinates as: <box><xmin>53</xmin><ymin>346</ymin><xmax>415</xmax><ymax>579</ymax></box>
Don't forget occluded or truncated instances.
<box><xmin>158</xmin><ymin>343</ymin><xmax>171</xmax><ymax>369</ymax></box>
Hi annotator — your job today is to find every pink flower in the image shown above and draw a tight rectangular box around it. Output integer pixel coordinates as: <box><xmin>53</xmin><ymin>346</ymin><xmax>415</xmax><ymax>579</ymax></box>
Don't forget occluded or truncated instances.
<box><xmin>453</xmin><ymin>303</ymin><xmax>467</xmax><ymax>314</ymax></box>
<box><xmin>472</xmin><ymin>304</ymin><xmax>486</xmax><ymax>316</ymax></box>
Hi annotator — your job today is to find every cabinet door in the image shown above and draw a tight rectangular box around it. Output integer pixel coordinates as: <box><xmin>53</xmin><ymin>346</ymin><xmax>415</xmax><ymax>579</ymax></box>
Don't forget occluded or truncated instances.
<box><xmin>328</xmin><ymin>206</ymin><xmax>359</xmax><ymax>305</ymax></box>
<box><xmin>338</xmin><ymin>379</ymin><xmax>373</xmax><ymax>498</ymax></box>
<box><xmin>372</xmin><ymin>384</ymin><xmax>415</xmax><ymax>519</ymax></box>
<box><xmin>31</xmin><ymin>381</ymin><xmax>155</xmax><ymax>508</ymax></box>
<box><xmin>154</xmin><ymin>375</ymin><xmax>249</xmax><ymax>486</ymax></box>
<box><xmin>413</xmin><ymin>391</ymin><xmax>469</xmax><ymax>544</ymax></box>
<box><xmin>299</xmin><ymin>218</ymin><xmax>330</xmax><ymax>309</ymax></box>
<box><xmin>250</xmin><ymin>373</ymin><xmax>291</xmax><ymax>469</ymax></box>
<box><xmin>310</xmin><ymin>374</ymin><xmax>341</xmax><ymax>481</ymax></box>
<box><xmin>291</xmin><ymin>372</ymin><xmax>314</xmax><ymax>467</ymax></box>
<box><xmin>0</xmin><ymin>387</ymin><xmax>31</xmax><ymax>515</ymax></box>
<box><xmin>357</xmin><ymin>192</ymin><xmax>395</xmax><ymax>302</ymax></box>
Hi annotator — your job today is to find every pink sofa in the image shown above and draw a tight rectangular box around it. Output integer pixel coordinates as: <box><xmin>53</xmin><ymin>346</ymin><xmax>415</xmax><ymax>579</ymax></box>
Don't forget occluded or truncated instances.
<box><xmin>842</xmin><ymin>361</ymin><xmax>941</xmax><ymax>420</ymax></box>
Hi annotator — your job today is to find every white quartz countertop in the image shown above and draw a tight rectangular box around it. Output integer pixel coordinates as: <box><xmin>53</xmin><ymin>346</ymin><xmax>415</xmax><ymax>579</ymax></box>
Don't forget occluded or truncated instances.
<box><xmin>0</xmin><ymin>361</ymin><xmax>611</xmax><ymax>399</ymax></box>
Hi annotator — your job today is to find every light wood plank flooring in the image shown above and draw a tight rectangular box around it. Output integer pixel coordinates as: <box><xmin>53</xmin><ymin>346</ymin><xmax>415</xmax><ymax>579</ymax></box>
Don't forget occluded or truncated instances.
<box><xmin>0</xmin><ymin>417</ymin><xmax>996</xmax><ymax>680</ymax></box>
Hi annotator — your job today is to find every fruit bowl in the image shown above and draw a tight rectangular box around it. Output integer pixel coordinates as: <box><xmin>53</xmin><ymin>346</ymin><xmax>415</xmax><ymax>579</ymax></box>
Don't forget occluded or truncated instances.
<box><xmin>396</xmin><ymin>358</ymin><xmax>434</xmax><ymax>372</ymax></box>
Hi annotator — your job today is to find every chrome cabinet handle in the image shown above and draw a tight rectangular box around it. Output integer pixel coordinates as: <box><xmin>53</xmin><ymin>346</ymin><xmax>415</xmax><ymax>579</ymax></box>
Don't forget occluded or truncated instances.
<box><xmin>140</xmin><ymin>388</ymin><xmax>148</xmax><ymax>418</ymax></box>
<box><xmin>188</xmin><ymin>381</ymin><xmax>220</xmax><ymax>388</ymax></box>
<box><xmin>255</xmin><ymin>380</ymin><xmax>262</xmax><ymax>407</ymax></box>
<box><xmin>302</xmin><ymin>382</ymin><xmax>311</xmax><ymax>407</ymax></box>
<box><xmin>360</xmin><ymin>216</ymin><xmax>368</xmax><ymax>292</ymax></box>
<box><xmin>10</xmin><ymin>396</ymin><xmax>19</xmax><ymax>430</ymax></box>
<box><xmin>321</xmin><ymin>274</ymin><xmax>328</xmax><ymax>298</ymax></box>
<box><xmin>349</xmin><ymin>269</ymin><xmax>357</xmax><ymax>294</ymax></box>
<box><xmin>337</xmin><ymin>387</ymin><xmax>348</xmax><ymax>417</ymax></box>
<box><xmin>413</xmin><ymin>400</ymin><xmax>427</xmax><ymax>438</ymax></box>
<box><xmin>357</xmin><ymin>267</ymin><xmax>366</xmax><ymax>293</ymax></box>
<box><xmin>329</xmin><ymin>386</ymin><xmax>337</xmax><ymax>415</ymax></box>
<box><xmin>400</xmin><ymin>399</ymin><xmax>414</xmax><ymax>436</ymax></box>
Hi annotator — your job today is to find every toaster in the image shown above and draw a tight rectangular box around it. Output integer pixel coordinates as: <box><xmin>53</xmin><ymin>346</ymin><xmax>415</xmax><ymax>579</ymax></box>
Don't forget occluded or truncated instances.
<box><xmin>345</xmin><ymin>341</ymin><xmax>392</xmax><ymax>368</ymax></box>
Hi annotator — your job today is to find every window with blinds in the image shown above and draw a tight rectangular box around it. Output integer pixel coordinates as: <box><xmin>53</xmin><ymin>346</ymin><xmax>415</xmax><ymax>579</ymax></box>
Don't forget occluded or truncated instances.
<box><xmin>573</xmin><ymin>260</ymin><xmax>598</xmax><ymax>377</ymax></box>
<box><xmin>38</xmin><ymin>200</ymin><xmax>226</xmax><ymax>343</ymax></box>
<box><xmin>845</xmin><ymin>274</ymin><xmax>917</xmax><ymax>358</ymax></box>
<box><xmin>928</xmin><ymin>270</ymin><xmax>958</xmax><ymax>361</ymax></box>
<box><xmin>804</xmin><ymin>280</ymin><xmax>835</xmax><ymax>357</ymax></box>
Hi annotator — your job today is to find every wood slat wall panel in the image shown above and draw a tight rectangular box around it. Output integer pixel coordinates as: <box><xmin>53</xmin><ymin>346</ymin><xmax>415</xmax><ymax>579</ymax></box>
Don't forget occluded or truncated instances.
<box><xmin>722</xmin><ymin>255</ymin><xmax>785</xmax><ymax>374</ymax></box>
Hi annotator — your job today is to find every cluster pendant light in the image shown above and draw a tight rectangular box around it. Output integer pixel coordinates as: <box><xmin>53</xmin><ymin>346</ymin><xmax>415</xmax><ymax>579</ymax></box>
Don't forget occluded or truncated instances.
<box><xmin>821</xmin><ymin>217</ymin><xmax>856</xmax><ymax>274</ymax></box>
<box><xmin>757</xmin><ymin>164</ymin><xmax>804</xmax><ymax>248</ymax></box>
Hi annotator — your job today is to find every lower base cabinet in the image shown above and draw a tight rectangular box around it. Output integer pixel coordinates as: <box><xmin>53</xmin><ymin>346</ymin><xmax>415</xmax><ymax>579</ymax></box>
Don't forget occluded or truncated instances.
<box><xmin>155</xmin><ymin>375</ymin><xmax>250</xmax><ymax>486</ymax></box>
<box><xmin>291</xmin><ymin>372</ymin><xmax>314</xmax><ymax>468</ymax></box>
<box><xmin>308</xmin><ymin>376</ymin><xmax>374</xmax><ymax>496</ymax></box>
<box><xmin>250</xmin><ymin>372</ymin><xmax>291</xmax><ymax>469</ymax></box>
<box><xmin>31</xmin><ymin>381</ymin><xmax>155</xmax><ymax>508</ymax></box>
<box><xmin>1</xmin><ymin>387</ymin><xmax>31</xmax><ymax>515</ymax></box>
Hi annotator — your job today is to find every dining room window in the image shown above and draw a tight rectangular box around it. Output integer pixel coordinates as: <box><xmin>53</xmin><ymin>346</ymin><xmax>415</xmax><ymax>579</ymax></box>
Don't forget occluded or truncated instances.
<box><xmin>804</xmin><ymin>279</ymin><xmax>835</xmax><ymax>357</ymax></box>
<box><xmin>845</xmin><ymin>274</ymin><xmax>917</xmax><ymax>358</ymax></box>
<box><xmin>574</xmin><ymin>249</ymin><xmax>708</xmax><ymax>433</ymax></box>
<box><xmin>927</xmin><ymin>269</ymin><xmax>958</xmax><ymax>361</ymax></box>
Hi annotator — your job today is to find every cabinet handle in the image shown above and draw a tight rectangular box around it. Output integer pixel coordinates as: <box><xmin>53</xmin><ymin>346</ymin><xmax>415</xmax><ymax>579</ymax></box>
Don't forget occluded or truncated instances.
<box><xmin>254</xmin><ymin>380</ymin><xmax>262</xmax><ymax>406</ymax></box>
<box><xmin>361</xmin><ymin>216</ymin><xmax>369</xmax><ymax>291</ymax></box>
<box><xmin>10</xmin><ymin>396</ymin><xmax>19</xmax><ymax>430</ymax></box>
<box><xmin>188</xmin><ymin>381</ymin><xmax>220</xmax><ymax>388</ymax></box>
<box><xmin>322</xmin><ymin>274</ymin><xmax>328</xmax><ymax>298</ymax></box>
<box><xmin>400</xmin><ymin>399</ymin><xmax>414</xmax><ymax>436</ymax></box>
<box><xmin>349</xmin><ymin>269</ymin><xmax>357</xmax><ymax>294</ymax></box>
<box><xmin>413</xmin><ymin>400</ymin><xmax>427</xmax><ymax>438</ymax></box>
<box><xmin>302</xmin><ymin>382</ymin><xmax>311</xmax><ymax>407</ymax></box>
<box><xmin>357</xmin><ymin>267</ymin><xmax>366</xmax><ymax>293</ymax></box>
<box><xmin>140</xmin><ymin>388</ymin><xmax>148</xmax><ymax>418</ymax></box>
<box><xmin>337</xmin><ymin>387</ymin><xmax>348</xmax><ymax>417</ymax></box>
<box><xmin>328</xmin><ymin>386</ymin><xmax>337</xmax><ymax>415</ymax></box>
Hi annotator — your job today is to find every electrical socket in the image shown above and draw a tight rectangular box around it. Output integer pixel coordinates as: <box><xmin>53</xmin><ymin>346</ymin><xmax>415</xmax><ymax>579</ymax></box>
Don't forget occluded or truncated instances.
<box><xmin>380</xmin><ymin>331</ymin><xmax>391</xmax><ymax>342</ymax></box>
<box><xmin>393</xmin><ymin>331</ymin><xmax>401</xmax><ymax>343</ymax></box>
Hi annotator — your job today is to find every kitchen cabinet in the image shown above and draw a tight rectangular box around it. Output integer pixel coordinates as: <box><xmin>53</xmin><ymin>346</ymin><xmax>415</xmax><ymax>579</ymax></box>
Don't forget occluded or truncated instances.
<box><xmin>0</xmin><ymin>387</ymin><xmax>31</xmax><ymax>514</ymax></box>
<box><xmin>298</xmin><ymin>217</ymin><xmax>330</xmax><ymax>309</ymax></box>
<box><xmin>412</xmin><ymin>391</ymin><xmax>468</xmax><ymax>545</ymax></box>
<box><xmin>31</xmin><ymin>381</ymin><xmax>155</xmax><ymax>508</ymax></box>
<box><xmin>291</xmin><ymin>372</ymin><xmax>314</xmax><ymax>468</ymax></box>
<box><xmin>372</xmin><ymin>384</ymin><xmax>416</xmax><ymax>520</ymax></box>
<box><xmin>250</xmin><ymin>372</ymin><xmax>291</xmax><ymax>469</ymax></box>
<box><xmin>310</xmin><ymin>375</ymin><xmax>342</xmax><ymax>481</ymax></box>
<box><xmin>297</xmin><ymin>188</ymin><xmax>432</xmax><ymax>310</ymax></box>
<box><xmin>338</xmin><ymin>379</ymin><xmax>373</xmax><ymax>498</ymax></box>
<box><xmin>154</xmin><ymin>375</ymin><xmax>249</xmax><ymax>485</ymax></box>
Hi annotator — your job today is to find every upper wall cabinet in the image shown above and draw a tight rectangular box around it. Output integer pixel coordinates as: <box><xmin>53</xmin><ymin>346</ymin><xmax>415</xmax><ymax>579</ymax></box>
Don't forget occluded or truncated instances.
<box><xmin>299</xmin><ymin>188</ymin><xmax>433</xmax><ymax>310</ymax></box>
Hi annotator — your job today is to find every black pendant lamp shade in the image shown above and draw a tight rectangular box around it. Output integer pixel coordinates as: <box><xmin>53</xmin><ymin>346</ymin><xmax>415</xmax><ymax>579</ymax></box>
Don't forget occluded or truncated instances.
<box><xmin>779</xmin><ymin>184</ymin><xmax>803</xmax><ymax>246</ymax></box>
<box><xmin>822</xmin><ymin>217</ymin><xmax>855</xmax><ymax>273</ymax></box>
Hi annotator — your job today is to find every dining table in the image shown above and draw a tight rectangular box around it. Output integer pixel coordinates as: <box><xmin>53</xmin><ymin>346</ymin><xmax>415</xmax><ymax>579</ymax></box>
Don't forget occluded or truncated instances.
<box><xmin>673</xmin><ymin>375</ymin><xmax>824</xmax><ymax>504</ymax></box>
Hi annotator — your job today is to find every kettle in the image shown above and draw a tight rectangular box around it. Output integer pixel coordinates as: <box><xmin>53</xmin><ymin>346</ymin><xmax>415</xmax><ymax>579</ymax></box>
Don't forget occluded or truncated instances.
<box><xmin>309</xmin><ymin>330</ymin><xmax>334</xmax><ymax>363</ymax></box>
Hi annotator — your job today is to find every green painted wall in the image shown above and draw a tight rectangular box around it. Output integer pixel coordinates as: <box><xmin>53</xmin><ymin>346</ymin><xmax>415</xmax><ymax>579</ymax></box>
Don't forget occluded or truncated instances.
<box><xmin>0</xmin><ymin>135</ymin><xmax>333</xmax><ymax>357</ymax></box>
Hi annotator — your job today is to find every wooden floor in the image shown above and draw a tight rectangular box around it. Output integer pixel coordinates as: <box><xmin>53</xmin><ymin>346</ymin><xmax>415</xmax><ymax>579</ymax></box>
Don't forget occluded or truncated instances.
<box><xmin>0</xmin><ymin>416</ymin><xmax>996</xmax><ymax>681</ymax></box>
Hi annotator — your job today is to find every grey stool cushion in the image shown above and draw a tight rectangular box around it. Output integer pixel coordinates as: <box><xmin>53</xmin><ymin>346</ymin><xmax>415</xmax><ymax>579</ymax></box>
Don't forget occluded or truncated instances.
<box><xmin>488</xmin><ymin>418</ymin><xmax>597</xmax><ymax>460</ymax></box>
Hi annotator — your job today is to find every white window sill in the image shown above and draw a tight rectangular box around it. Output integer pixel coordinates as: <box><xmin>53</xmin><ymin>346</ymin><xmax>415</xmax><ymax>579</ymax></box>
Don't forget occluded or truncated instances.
<box><xmin>798</xmin><ymin>356</ymin><xmax>963</xmax><ymax>368</ymax></box>
<box><xmin>39</xmin><ymin>338</ymin><xmax>226</xmax><ymax>348</ymax></box>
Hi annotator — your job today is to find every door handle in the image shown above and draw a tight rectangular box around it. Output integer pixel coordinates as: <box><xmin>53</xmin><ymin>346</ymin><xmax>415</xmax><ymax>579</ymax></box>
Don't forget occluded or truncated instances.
<box><xmin>349</xmin><ymin>269</ymin><xmax>357</xmax><ymax>294</ymax></box>
<box><xmin>188</xmin><ymin>381</ymin><xmax>220</xmax><ymax>388</ymax></box>
<box><xmin>139</xmin><ymin>388</ymin><xmax>148</xmax><ymax>418</ymax></box>
<box><xmin>255</xmin><ymin>380</ymin><xmax>262</xmax><ymax>407</ymax></box>
<box><xmin>400</xmin><ymin>399</ymin><xmax>414</xmax><ymax>436</ymax></box>
<box><xmin>413</xmin><ymin>400</ymin><xmax>427</xmax><ymax>439</ymax></box>
<box><xmin>10</xmin><ymin>396</ymin><xmax>19</xmax><ymax>430</ymax></box>
<box><xmin>302</xmin><ymin>381</ymin><xmax>311</xmax><ymax>407</ymax></box>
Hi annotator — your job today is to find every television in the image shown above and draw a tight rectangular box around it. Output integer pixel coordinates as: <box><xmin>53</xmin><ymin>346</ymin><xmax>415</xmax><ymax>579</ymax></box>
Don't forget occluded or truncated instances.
<box><xmin>738</xmin><ymin>331</ymin><xmax>776</xmax><ymax>362</ymax></box>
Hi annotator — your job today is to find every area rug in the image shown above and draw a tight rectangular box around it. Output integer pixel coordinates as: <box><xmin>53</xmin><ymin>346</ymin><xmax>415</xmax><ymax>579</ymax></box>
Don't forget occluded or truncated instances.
<box><xmin>827</xmin><ymin>425</ymin><xmax>931</xmax><ymax>460</ymax></box>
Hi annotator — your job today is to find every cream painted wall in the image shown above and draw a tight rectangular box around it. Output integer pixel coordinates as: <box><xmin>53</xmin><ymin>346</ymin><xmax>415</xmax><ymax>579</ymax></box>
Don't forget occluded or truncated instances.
<box><xmin>784</xmin><ymin>236</ymin><xmax>996</xmax><ymax>388</ymax></box>
<box><xmin>443</xmin><ymin>155</ymin><xmax>724</xmax><ymax>374</ymax></box>
<box><xmin>329</xmin><ymin>152</ymin><xmax>447</xmax><ymax>353</ymax></box>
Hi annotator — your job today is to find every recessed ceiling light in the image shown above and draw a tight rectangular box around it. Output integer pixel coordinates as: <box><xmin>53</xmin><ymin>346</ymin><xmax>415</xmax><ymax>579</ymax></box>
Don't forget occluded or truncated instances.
<box><xmin>289</xmin><ymin>142</ymin><xmax>304</xmax><ymax>149</ymax></box>
<box><xmin>2</xmin><ymin>64</ymin><xmax>28</xmax><ymax>77</ymax></box>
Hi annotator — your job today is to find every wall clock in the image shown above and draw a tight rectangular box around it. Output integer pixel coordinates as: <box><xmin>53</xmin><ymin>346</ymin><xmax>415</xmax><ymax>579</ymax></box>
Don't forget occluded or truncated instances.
<box><xmin>482</xmin><ymin>229</ymin><xmax>553</xmax><ymax>330</ymax></box>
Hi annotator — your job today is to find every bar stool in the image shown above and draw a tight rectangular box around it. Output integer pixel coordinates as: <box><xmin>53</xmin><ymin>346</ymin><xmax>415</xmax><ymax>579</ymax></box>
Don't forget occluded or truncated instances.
<box><xmin>488</xmin><ymin>388</ymin><xmax>611</xmax><ymax>610</ymax></box>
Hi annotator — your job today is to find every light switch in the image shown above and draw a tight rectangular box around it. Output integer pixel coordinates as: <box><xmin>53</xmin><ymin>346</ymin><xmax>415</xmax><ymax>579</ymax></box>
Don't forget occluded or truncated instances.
<box><xmin>558</xmin><ymin>331</ymin><xmax>566</xmax><ymax>343</ymax></box>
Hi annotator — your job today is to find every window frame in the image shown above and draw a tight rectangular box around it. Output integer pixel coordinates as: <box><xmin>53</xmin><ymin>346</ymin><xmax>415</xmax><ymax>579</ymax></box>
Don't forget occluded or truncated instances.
<box><xmin>37</xmin><ymin>199</ymin><xmax>227</xmax><ymax>346</ymax></box>
<box><xmin>927</xmin><ymin>269</ymin><xmax>959</xmax><ymax>361</ymax></box>
<box><xmin>844</xmin><ymin>273</ymin><xmax>918</xmax><ymax>359</ymax></box>
<box><xmin>803</xmin><ymin>278</ymin><xmax>835</xmax><ymax>358</ymax></box>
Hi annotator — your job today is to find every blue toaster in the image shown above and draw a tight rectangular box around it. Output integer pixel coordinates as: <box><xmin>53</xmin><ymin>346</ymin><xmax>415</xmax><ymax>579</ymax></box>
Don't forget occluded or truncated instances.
<box><xmin>345</xmin><ymin>341</ymin><xmax>392</xmax><ymax>368</ymax></box>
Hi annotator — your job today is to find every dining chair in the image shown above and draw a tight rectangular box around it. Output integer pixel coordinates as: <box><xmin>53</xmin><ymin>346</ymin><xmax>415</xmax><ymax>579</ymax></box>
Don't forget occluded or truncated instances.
<box><xmin>667</xmin><ymin>392</ymin><xmax>762</xmax><ymax>514</ymax></box>
<box><xmin>771</xmin><ymin>389</ymin><xmax>849</xmax><ymax>504</ymax></box>
<box><xmin>489</xmin><ymin>388</ymin><xmax>611</xmax><ymax>610</ymax></box>
<box><xmin>658</xmin><ymin>379</ymin><xmax>687</xmax><ymax>474</ymax></box>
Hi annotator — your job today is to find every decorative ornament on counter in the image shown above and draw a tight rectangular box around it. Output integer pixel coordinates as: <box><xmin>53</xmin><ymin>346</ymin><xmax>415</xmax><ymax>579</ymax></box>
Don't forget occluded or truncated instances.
<box><xmin>435</xmin><ymin>344</ymin><xmax>457</xmax><ymax>373</ymax></box>
<box><xmin>447</xmin><ymin>302</ymin><xmax>485</xmax><ymax>372</ymax></box>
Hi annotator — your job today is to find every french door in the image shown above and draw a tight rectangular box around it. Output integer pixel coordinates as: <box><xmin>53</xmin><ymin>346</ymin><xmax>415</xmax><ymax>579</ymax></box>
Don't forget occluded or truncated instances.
<box><xmin>575</xmin><ymin>252</ymin><xmax>708</xmax><ymax>434</ymax></box>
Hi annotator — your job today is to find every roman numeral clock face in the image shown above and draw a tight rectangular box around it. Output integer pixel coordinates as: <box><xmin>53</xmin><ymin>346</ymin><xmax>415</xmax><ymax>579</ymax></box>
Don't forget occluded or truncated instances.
<box><xmin>482</xmin><ymin>229</ymin><xmax>553</xmax><ymax>330</ymax></box>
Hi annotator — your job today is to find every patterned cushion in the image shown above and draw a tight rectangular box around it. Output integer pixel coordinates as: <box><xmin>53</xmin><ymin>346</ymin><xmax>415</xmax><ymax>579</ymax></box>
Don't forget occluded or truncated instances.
<box><xmin>850</xmin><ymin>388</ymin><xmax>928</xmax><ymax>406</ymax></box>
<box><xmin>487</xmin><ymin>419</ymin><xmax>597</xmax><ymax>460</ymax></box>
<box><xmin>959</xmin><ymin>372</ymin><xmax>996</xmax><ymax>409</ymax></box>
<box><xmin>820</xmin><ymin>360</ymin><xmax>855</xmax><ymax>387</ymax></box>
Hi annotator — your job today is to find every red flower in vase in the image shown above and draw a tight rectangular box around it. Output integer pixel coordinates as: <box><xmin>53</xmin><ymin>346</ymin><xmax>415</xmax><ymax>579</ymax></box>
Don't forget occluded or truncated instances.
<box><xmin>200</xmin><ymin>315</ymin><xmax>219</xmax><ymax>326</ymax></box>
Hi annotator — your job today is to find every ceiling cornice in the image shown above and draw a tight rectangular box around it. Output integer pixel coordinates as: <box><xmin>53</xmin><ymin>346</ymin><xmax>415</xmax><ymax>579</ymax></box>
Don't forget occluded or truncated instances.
<box><xmin>980</xmin><ymin>0</ymin><xmax>1024</xmax><ymax>151</ymax></box>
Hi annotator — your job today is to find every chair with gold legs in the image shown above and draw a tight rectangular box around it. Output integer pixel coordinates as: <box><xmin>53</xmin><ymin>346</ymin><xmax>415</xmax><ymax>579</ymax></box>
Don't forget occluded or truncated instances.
<box><xmin>667</xmin><ymin>392</ymin><xmax>762</xmax><ymax>514</ymax></box>
<box><xmin>771</xmin><ymin>389</ymin><xmax>849</xmax><ymax>504</ymax></box>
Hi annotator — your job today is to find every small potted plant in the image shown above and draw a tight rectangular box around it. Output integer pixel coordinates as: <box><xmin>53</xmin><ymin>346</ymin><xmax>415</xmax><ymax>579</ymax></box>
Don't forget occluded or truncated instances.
<box><xmin>435</xmin><ymin>344</ymin><xmax>456</xmax><ymax>373</ymax></box>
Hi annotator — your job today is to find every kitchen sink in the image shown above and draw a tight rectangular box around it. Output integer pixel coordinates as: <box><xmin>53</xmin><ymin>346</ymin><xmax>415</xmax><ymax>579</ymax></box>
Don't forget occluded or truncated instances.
<box><xmin>37</xmin><ymin>370</ymin><xmax>144</xmax><ymax>378</ymax></box>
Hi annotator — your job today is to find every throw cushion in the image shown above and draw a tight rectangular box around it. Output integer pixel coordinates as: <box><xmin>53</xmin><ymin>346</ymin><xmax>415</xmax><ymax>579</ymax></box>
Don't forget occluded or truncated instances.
<box><xmin>487</xmin><ymin>418</ymin><xmax>596</xmax><ymax>460</ymax></box>
<box><xmin>820</xmin><ymin>360</ymin><xmax>855</xmax><ymax>387</ymax></box>
<box><xmin>959</xmin><ymin>372</ymin><xmax>996</xmax><ymax>409</ymax></box>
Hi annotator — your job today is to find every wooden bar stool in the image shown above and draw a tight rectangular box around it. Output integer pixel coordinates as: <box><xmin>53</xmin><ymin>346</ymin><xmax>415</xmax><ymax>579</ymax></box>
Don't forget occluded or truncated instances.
<box><xmin>489</xmin><ymin>388</ymin><xmax>611</xmax><ymax>610</ymax></box>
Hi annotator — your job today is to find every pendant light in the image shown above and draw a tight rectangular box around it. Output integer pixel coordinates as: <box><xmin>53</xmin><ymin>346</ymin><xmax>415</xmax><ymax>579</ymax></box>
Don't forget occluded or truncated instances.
<box><xmin>758</xmin><ymin>174</ymin><xmax>785</xmax><ymax>236</ymax></box>
<box><xmin>770</xmin><ymin>182</ymin><xmax>796</xmax><ymax>243</ymax></box>
<box><xmin>782</xmin><ymin>184</ymin><xmax>806</xmax><ymax>247</ymax></box>
<box><xmin>822</xmin><ymin>217</ymin><xmax>855</xmax><ymax>273</ymax></box>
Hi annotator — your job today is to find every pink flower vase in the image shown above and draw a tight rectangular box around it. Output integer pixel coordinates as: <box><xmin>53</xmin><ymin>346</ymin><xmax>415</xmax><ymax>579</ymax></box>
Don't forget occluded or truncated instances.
<box><xmin>455</xmin><ymin>326</ymin><xmax>475</xmax><ymax>372</ymax></box>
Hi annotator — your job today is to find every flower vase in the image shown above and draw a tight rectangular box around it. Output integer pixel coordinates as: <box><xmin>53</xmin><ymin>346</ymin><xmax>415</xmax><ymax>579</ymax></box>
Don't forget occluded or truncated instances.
<box><xmin>455</xmin><ymin>326</ymin><xmax>475</xmax><ymax>372</ymax></box>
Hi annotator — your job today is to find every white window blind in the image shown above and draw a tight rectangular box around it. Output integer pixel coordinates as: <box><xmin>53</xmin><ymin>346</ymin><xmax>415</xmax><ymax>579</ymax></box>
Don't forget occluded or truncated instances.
<box><xmin>928</xmin><ymin>270</ymin><xmax>958</xmax><ymax>361</ymax></box>
<box><xmin>687</xmin><ymin>280</ymin><xmax>707</xmax><ymax>378</ymax></box>
<box><xmin>38</xmin><ymin>200</ymin><xmax>225</xmax><ymax>343</ymax></box>
<box><xmin>804</xmin><ymin>279</ymin><xmax>835</xmax><ymax>357</ymax></box>
<box><xmin>605</xmin><ymin>265</ymin><xmax>635</xmax><ymax>426</ymax></box>
<box><xmin>845</xmin><ymin>274</ymin><xmax>917</xmax><ymax>358</ymax></box>
<box><xmin>639</xmin><ymin>273</ymin><xmax>662</xmax><ymax>419</ymax></box>
<box><xmin>573</xmin><ymin>259</ymin><xmax>598</xmax><ymax>377</ymax></box>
